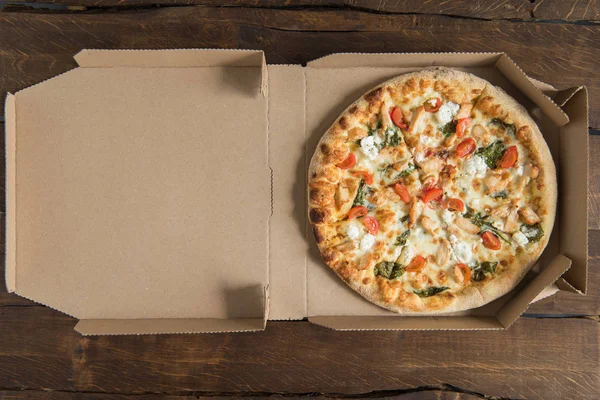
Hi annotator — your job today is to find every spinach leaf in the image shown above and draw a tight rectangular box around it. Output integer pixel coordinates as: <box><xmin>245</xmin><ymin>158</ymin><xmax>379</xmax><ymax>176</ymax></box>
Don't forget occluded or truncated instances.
<box><xmin>367</xmin><ymin>118</ymin><xmax>382</xmax><ymax>136</ymax></box>
<box><xmin>490</xmin><ymin>190</ymin><xmax>509</xmax><ymax>199</ymax></box>
<box><xmin>442</xmin><ymin>120</ymin><xmax>458</xmax><ymax>138</ymax></box>
<box><xmin>397</xmin><ymin>163</ymin><xmax>416</xmax><ymax>179</ymax></box>
<box><xmin>352</xmin><ymin>180</ymin><xmax>366</xmax><ymax>207</ymax></box>
<box><xmin>520</xmin><ymin>223</ymin><xmax>544</xmax><ymax>243</ymax></box>
<box><xmin>374</xmin><ymin>261</ymin><xmax>405</xmax><ymax>280</ymax></box>
<box><xmin>382</xmin><ymin>126</ymin><xmax>402</xmax><ymax>148</ymax></box>
<box><xmin>463</xmin><ymin>207</ymin><xmax>510</xmax><ymax>244</ymax></box>
<box><xmin>400</xmin><ymin>215</ymin><xmax>410</xmax><ymax>223</ymax></box>
<box><xmin>471</xmin><ymin>261</ymin><xmax>498</xmax><ymax>282</ymax></box>
<box><xmin>414</xmin><ymin>286</ymin><xmax>449</xmax><ymax>297</ymax></box>
<box><xmin>395</xmin><ymin>230</ymin><xmax>411</xmax><ymax>246</ymax></box>
<box><xmin>475</xmin><ymin>141</ymin><xmax>505</xmax><ymax>169</ymax></box>
<box><xmin>490</xmin><ymin>118</ymin><xmax>516</xmax><ymax>136</ymax></box>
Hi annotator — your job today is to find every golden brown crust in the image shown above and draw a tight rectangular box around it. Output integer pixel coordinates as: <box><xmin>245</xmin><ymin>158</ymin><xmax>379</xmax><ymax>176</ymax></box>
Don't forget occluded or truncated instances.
<box><xmin>308</xmin><ymin>67</ymin><xmax>557</xmax><ymax>314</ymax></box>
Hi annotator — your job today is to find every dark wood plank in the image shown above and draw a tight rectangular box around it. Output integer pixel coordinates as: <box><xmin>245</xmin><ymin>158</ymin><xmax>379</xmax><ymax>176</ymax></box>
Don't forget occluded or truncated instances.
<box><xmin>533</xmin><ymin>0</ymin><xmax>600</xmax><ymax>21</ymax></box>
<box><xmin>0</xmin><ymin>306</ymin><xmax>598</xmax><ymax>399</ymax></box>
<box><xmin>1</xmin><ymin>8</ymin><xmax>600</xmax><ymax>127</ymax></box>
<box><xmin>0</xmin><ymin>391</ymin><xmax>485</xmax><ymax>400</ymax></box>
<box><xmin>1</xmin><ymin>0</ymin><xmax>534</xmax><ymax>21</ymax></box>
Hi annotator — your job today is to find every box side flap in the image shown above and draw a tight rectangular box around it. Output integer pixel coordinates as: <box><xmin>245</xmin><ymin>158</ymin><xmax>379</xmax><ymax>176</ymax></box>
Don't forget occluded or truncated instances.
<box><xmin>4</xmin><ymin>93</ymin><xmax>16</xmax><ymax>293</ymax></box>
<box><xmin>74</xmin><ymin>49</ymin><xmax>267</xmax><ymax>96</ymax></box>
<box><xmin>308</xmin><ymin>316</ymin><xmax>503</xmax><ymax>331</ymax></box>
<box><xmin>75</xmin><ymin>318</ymin><xmax>267</xmax><ymax>336</ymax></box>
<box><xmin>308</xmin><ymin>53</ymin><xmax>503</xmax><ymax>68</ymax></box>
<box><xmin>497</xmin><ymin>255</ymin><xmax>572</xmax><ymax>328</ymax></box>
<box><xmin>558</xmin><ymin>87</ymin><xmax>589</xmax><ymax>292</ymax></box>
<box><xmin>552</xmin><ymin>86</ymin><xmax>585</xmax><ymax>107</ymax></box>
<box><xmin>267</xmin><ymin>65</ymin><xmax>308</xmax><ymax>320</ymax></box>
<box><xmin>495</xmin><ymin>55</ymin><xmax>569</xmax><ymax>126</ymax></box>
<box><xmin>12</xmin><ymin>65</ymin><xmax>270</xmax><ymax>320</ymax></box>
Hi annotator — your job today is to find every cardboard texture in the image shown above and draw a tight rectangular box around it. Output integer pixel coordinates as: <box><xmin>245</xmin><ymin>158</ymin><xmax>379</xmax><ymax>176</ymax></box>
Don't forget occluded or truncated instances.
<box><xmin>5</xmin><ymin>51</ymin><xmax>588</xmax><ymax>334</ymax></box>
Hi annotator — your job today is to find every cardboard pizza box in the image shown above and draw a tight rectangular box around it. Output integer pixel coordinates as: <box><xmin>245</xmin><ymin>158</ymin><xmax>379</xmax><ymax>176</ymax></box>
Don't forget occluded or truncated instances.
<box><xmin>4</xmin><ymin>50</ymin><xmax>588</xmax><ymax>334</ymax></box>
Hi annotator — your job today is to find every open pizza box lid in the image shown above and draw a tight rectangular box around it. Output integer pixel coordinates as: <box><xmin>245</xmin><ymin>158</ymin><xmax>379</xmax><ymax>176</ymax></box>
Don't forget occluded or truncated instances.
<box><xmin>4</xmin><ymin>50</ymin><xmax>588</xmax><ymax>334</ymax></box>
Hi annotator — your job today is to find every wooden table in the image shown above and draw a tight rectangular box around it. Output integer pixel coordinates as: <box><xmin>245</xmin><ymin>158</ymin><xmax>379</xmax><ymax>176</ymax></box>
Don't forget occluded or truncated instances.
<box><xmin>1</xmin><ymin>1</ymin><xmax>599</xmax><ymax>399</ymax></box>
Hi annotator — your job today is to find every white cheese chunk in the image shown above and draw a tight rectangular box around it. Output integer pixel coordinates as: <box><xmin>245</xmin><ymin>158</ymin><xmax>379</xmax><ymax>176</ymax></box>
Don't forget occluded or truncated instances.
<box><xmin>463</xmin><ymin>155</ymin><xmax>488</xmax><ymax>178</ymax></box>
<box><xmin>436</xmin><ymin>101</ymin><xmax>460</xmax><ymax>125</ymax></box>
<box><xmin>360</xmin><ymin>233</ymin><xmax>376</xmax><ymax>251</ymax></box>
<box><xmin>516</xmin><ymin>165</ymin><xmax>524</xmax><ymax>176</ymax></box>
<box><xmin>513</xmin><ymin>231</ymin><xmax>529</xmax><ymax>247</ymax></box>
<box><xmin>453</xmin><ymin>242</ymin><xmax>473</xmax><ymax>264</ymax></box>
<box><xmin>346</xmin><ymin>224</ymin><xmax>361</xmax><ymax>240</ymax></box>
<box><xmin>419</xmin><ymin>134</ymin><xmax>436</xmax><ymax>147</ymax></box>
<box><xmin>442</xmin><ymin>209</ymin><xmax>454</xmax><ymax>224</ymax></box>
<box><xmin>521</xmin><ymin>225</ymin><xmax>539</xmax><ymax>237</ymax></box>
<box><xmin>360</xmin><ymin>136</ymin><xmax>379</xmax><ymax>160</ymax></box>
<box><xmin>449</xmin><ymin>234</ymin><xmax>459</xmax><ymax>244</ymax></box>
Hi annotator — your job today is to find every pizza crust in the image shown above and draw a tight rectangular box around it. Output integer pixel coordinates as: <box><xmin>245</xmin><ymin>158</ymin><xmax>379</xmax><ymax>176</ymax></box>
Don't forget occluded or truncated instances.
<box><xmin>308</xmin><ymin>67</ymin><xmax>557</xmax><ymax>314</ymax></box>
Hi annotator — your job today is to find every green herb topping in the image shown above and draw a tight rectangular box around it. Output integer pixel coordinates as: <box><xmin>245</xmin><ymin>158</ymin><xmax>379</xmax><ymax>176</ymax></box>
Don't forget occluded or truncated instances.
<box><xmin>475</xmin><ymin>141</ymin><xmax>506</xmax><ymax>169</ymax></box>
<box><xmin>490</xmin><ymin>118</ymin><xmax>516</xmax><ymax>136</ymax></box>
<box><xmin>490</xmin><ymin>190</ymin><xmax>509</xmax><ymax>199</ymax></box>
<box><xmin>414</xmin><ymin>286</ymin><xmax>450</xmax><ymax>297</ymax></box>
<box><xmin>442</xmin><ymin>120</ymin><xmax>458</xmax><ymax>138</ymax></box>
<box><xmin>520</xmin><ymin>223</ymin><xmax>544</xmax><ymax>243</ymax></box>
<box><xmin>463</xmin><ymin>207</ymin><xmax>510</xmax><ymax>244</ymax></box>
<box><xmin>395</xmin><ymin>230</ymin><xmax>411</xmax><ymax>246</ymax></box>
<box><xmin>470</xmin><ymin>261</ymin><xmax>498</xmax><ymax>282</ymax></box>
<box><xmin>397</xmin><ymin>163</ymin><xmax>416</xmax><ymax>179</ymax></box>
<box><xmin>374</xmin><ymin>261</ymin><xmax>405</xmax><ymax>280</ymax></box>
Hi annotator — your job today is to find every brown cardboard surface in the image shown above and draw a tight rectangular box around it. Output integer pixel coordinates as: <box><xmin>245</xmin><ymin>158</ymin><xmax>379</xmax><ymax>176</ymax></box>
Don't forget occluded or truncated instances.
<box><xmin>268</xmin><ymin>65</ymin><xmax>308</xmax><ymax>319</ymax></box>
<box><xmin>4</xmin><ymin>93</ymin><xmax>16</xmax><ymax>293</ymax></box>
<box><xmin>6</xmin><ymin>50</ymin><xmax>588</xmax><ymax>333</ymax></box>
<box><xmin>559</xmin><ymin>87</ymin><xmax>589</xmax><ymax>292</ymax></box>
<box><xmin>497</xmin><ymin>255</ymin><xmax>572</xmax><ymax>327</ymax></box>
<box><xmin>8</xmin><ymin>52</ymin><xmax>269</xmax><ymax>323</ymax></box>
<box><xmin>309</xmin><ymin>316</ymin><xmax>503</xmax><ymax>331</ymax></box>
<box><xmin>75</xmin><ymin>317</ymin><xmax>267</xmax><ymax>335</ymax></box>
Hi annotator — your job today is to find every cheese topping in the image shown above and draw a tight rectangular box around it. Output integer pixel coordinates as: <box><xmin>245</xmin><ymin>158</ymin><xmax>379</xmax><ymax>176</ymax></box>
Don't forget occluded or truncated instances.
<box><xmin>360</xmin><ymin>136</ymin><xmax>379</xmax><ymax>160</ymax></box>
<box><xmin>436</xmin><ymin>101</ymin><xmax>460</xmax><ymax>125</ymax></box>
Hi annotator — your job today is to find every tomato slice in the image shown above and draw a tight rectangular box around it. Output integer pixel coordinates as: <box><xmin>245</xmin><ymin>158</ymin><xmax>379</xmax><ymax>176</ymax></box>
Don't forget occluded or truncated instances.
<box><xmin>393</xmin><ymin>183</ymin><xmax>410</xmax><ymax>203</ymax></box>
<box><xmin>406</xmin><ymin>255</ymin><xmax>427</xmax><ymax>272</ymax></box>
<box><xmin>456</xmin><ymin>138</ymin><xmax>476</xmax><ymax>158</ymax></box>
<box><xmin>424</xmin><ymin>98</ymin><xmax>442</xmax><ymax>113</ymax></box>
<box><xmin>481</xmin><ymin>231</ymin><xmax>501</xmax><ymax>250</ymax></box>
<box><xmin>362</xmin><ymin>216</ymin><xmax>379</xmax><ymax>235</ymax></box>
<box><xmin>336</xmin><ymin>153</ymin><xmax>356</xmax><ymax>169</ymax></box>
<box><xmin>348</xmin><ymin>206</ymin><xmax>368</xmax><ymax>220</ymax></box>
<box><xmin>352</xmin><ymin>170</ymin><xmax>373</xmax><ymax>185</ymax></box>
<box><xmin>454</xmin><ymin>263</ymin><xmax>472</xmax><ymax>284</ymax></box>
<box><xmin>444</xmin><ymin>197</ymin><xmax>465</xmax><ymax>212</ymax></box>
<box><xmin>499</xmin><ymin>145</ymin><xmax>518</xmax><ymax>168</ymax></box>
<box><xmin>456</xmin><ymin>118</ymin><xmax>472</xmax><ymax>137</ymax></box>
<box><xmin>390</xmin><ymin>107</ymin><xmax>408</xmax><ymax>130</ymax></box>
<box><xmin>422</xmin><ymin>187</ymin><xmax>443</xmax><ymax>203</ymax></box>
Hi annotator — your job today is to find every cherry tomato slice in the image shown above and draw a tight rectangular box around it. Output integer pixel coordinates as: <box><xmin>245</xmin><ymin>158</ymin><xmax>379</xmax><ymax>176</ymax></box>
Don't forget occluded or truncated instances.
<box><xmin>352</xmin><ymin>170</ymin><xmax>373</xmax><ymax>185</ymax></box>
<box><xmin>348</xmin><ymin>206</ymin><xmax>368</xmax><ymax>220</ymax></box>
<box><xmin>422</xmin><ymin>187</ymin><xmax>443</xmax><ymax>203</ymax></box>
<box><xmin>456</xmin><ymin>138</ymin><xmax>477</xmax><ymax>158</ymax></box>
<box><xmin>499</xmin><ymin>145</ymin><xmax>518</xmax><ymax>169</ymax></box>
<box><xmin>482</xmin><ymin>231</ymin><xmax>501</xmax><ymax>250</ymax></box>
<box><xmin>362</xmin><ymin>216</ymin><xmax>379</xmax><ymax>235</ymax></box>
<box><xmin>336</xmin><ymin>153</ymin><xmax>356</xmax><ymax>169</ymax></box>
<box><xmin>454</xmin><ymin>263</ymin><xmax>472</xmax><ymax>284</ymax></box>
<box><xmin>390</xmin><ymin>107</ymin><xmax>408</xmax><ymax>130</ymax></box>
<box><xmin>406</xmin><ymin>255</ymin><xmax>427</xmax><ymax>272</ymax></box>
<box><xmin>393</xmin><ymin>183</ymin><xmax>410</xmax><ymax>203</ymax></box>
<box><xmin>444</xmin><ymin>197</ymin><xmax>465</xmax><ymax>212</ymax></box>
<box><xmin>456</xmin><ymin>118</ymin><xmax>472</xmax><ymax>137</ymax></box>
<box><xmin>423</xmin><ymin>98</ymin><xmax>442</xmax><ymax>113</ymax></box>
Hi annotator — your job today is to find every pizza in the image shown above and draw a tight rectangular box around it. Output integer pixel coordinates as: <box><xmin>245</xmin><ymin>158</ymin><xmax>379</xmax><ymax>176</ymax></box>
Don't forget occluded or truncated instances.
<box><xmin>308</xmin><ymin>68</ymin><xmax>556</xmax><ymax>314</ymax></box>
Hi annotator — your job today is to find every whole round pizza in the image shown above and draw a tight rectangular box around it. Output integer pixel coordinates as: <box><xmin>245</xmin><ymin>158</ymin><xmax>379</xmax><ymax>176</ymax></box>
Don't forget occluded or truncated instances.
<box><xmin>308</xmin><ymin>68</ymin><xmax>556</xmax><ymax>314</ymax></box>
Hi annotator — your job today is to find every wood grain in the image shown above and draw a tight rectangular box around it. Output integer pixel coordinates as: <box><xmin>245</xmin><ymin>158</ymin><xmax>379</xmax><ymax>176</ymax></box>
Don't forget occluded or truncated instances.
<box><xmin>0</xmin><ymin>391</ymin><xmax>486</xmax><ymax>400</ymax></box>
<box><xmin>0</xmin><ymin>306</ymin><xmax>598</xmax><ymax>399</ymax></box>
<box><xmin>0</xmin><ymin>0</ymin><xmax>535</xmax><ymax>20</ymax></box>
<box><xmin>1</xmin><ymin>7</ymin><xmax>599</xmax><ymax>127</ymax></box>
